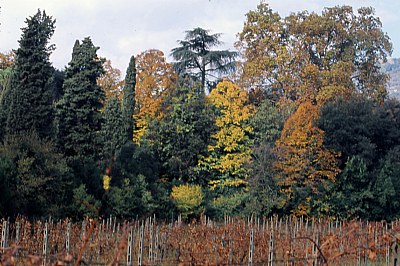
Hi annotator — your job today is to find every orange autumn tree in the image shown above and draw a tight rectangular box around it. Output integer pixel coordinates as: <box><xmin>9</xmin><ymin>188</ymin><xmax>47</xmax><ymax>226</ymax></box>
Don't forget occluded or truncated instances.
<box><xmin>274</xmin><ymin>101</ymin><xmax>340</xmax><ymax>216</ymax></box>
<box><xmin>97</xmin><ymin>59</ymin><xmax>124</xmax><ymax>100</ymax></box>
<box><xmin>134</xmin><ymin>49</ymin><xmax>177</xmax><ymax>143</ymax></box>
<box><xmin>0</xmin><ymin>51</ymin><xmax>15</xmax><ymax>69</ymax></box>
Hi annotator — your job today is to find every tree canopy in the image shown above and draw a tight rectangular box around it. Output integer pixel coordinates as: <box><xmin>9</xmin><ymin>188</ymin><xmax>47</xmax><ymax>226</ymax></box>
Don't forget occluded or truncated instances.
<box><xmin>171</xmin><ymin>27</ymin><xmax>238</xmax><ymax>92</ymax></box>
<box><xmin>134</xmin><ymin>49</ymin><xmax>177</xmax><ymax>143</ymax></box>
<box><xmin>0</xmin><ymin>4</ymin><xmax>398</xmax><ymax>221</ymax></box>
<box><xmin>236</xmin><ymin>3</ymin><xmax>392</xmax><ymax>104</ymax></box>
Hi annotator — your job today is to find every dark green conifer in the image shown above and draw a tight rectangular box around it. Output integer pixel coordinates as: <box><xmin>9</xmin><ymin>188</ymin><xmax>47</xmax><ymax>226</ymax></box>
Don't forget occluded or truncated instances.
<box><xmin>122</xmin><ymin>56</ymin><xmax>136</xmax><ymax>144</ymax></box>
<box><xmin>171</xmin><ymin>27</ymin><xmax>237</xmax><ymax>92</ymax></box>
<box><xmin>102</xmin><ymin>96</ymin><xmax>124</xmax><ymax>160</ymax></box>
<box><xmin>6</xmin><ymin>10</ymin><xmax>55</xmax><ymax>139</ymax></box>
<box><xmin>56</xmin><ymin>37</ymin><xmax>105</xmax><ymax>162</ymax></box>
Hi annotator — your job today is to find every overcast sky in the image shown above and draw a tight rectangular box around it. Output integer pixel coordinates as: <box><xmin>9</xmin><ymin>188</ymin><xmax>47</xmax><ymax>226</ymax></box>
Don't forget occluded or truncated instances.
<box><xmin>1</xmin><ymin>0</ymin><xmax>399</xmax><ymax>73</ymax></box>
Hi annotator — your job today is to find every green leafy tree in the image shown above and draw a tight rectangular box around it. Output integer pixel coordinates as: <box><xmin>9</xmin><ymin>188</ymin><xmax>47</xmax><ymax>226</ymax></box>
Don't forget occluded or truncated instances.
<box><xmin>100</xmin><ymin>96</ymin><xmax>124</xmax><ymax>199</ymax></box>
<box><xmin>0</xmin><ymin>153</ymin><xmax>14</xmax><ymax>216</ymax></box>
<box><xmin>0</xmin><ymin>133</ymin><xmax>71</xmax><ymax>217</ymax></box>
<box><xmin>0</xmin><ymin>68</ymin><xmax>11</xmax><ymax>97</ymax></box>
<box><xmin>171</xmin><ymin>27</ymin><xmax>238</xmax><ymax>92</ymax></box>
<box><xmin>103</xmin><ymin>143</ymin><xmax>158</xmax><ymax>218</ymax></box>
<box><xmin>171</xmin><ymin>183</ymin><xmax>204</xmax><ymax>220</ymax></box>
<box><xmin>318</xmin><ymin>95</ymin><xmax>384</xmax><ymax>169</ymax></box>
<box><xmin>329</xmin><ymin>156</ymin><xmax>373</xmax><ymax>219</ymax></box>
<box><xmin>48</xmin><ymin>69</ymin><xmax>65</xmax><ymax>102</ymax></box>
<box><xmin>209</xmin><ymin>192</ymin><xmax>248</xmax><ymax>219</ymax></box>
<box><xmin>6</xmin><ymin>10</ymin><xmax>56</xmax><ymax>139</ymax></box>
<box><xmin>318</xmin><ymin>96</ymin><xmax>400</xmax><ymax>219</ymax></box>
<box><xmin>372</xmin><ymin>146</ymin><xmax>400</xmax><ymax>220</ymax></box>
<box><xmin>0</xmin><ymin>51</ymin><xmax>14</xmax><ymax>94</ymax></box>
<box><xmin>146</xmin><ymin>79</ymin><xmax>214</xmax><ymax>184</ymax></box>
<box><xmin>252</xmin><ymin>99</ymin><xmax>295</xmax><ymax>145</ymax></box>
<box><xmin>72</xmin><ymin>184</ymin><xmax>101</xmax><ymax>218</ymax></box>
<box><xmin>380</xmin><ymin>98</ymin><xmax>400</xmax><ymax>155</ymax></box>
<box><xmin>100</xmin><ymin>56</ymin><xmax>159</xmax><ymax>219</ymax></box>
<box><xmin>246</xmin><ymin>98</ymin><xmax>295</xmax><ymax>216</ymax></box>
<box><xmin>0</xmin><ymin>68</ymin><xmax>12</xmax><ymax>141</ymax></box>
<box><xmin>106</xmin><ymin>175</ymin><xmax>153</xmax><ymax>219</ymax></box>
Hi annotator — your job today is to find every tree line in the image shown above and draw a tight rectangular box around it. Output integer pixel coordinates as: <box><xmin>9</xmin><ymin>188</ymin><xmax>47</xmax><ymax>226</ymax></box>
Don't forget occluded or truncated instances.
<box><xmin>0</xmin><ymin>3</ymin><xmax>399</xmax><ymax>221</ymax></box>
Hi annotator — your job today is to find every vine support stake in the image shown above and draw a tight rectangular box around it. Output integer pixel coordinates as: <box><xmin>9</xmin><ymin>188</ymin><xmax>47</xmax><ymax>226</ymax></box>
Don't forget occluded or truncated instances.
<box><xmin>138</xmin><ymin>221</ymin><xmax>144</xmax><ymax>266</ymax></box>
<box><xmin>126</xmin><ymin>226</ymin><xmax>133</xmax><ymax>266</ymax></box>
<box><xmin>66</xmin><ymin>222</ymin><xmax>71</xmax><ymax>254</ymax></box>
<box><xmin>1</xmin><ymin>220</ymin><xmax>8</xmax><ymax>251</ymax></box>
<box><xmin>15</xmin><ymin>221</ymin><xmax>20</xmax><ymax>244</ymax></box>
<box><xmin>248</xmin><ymin>227</ymin><xmax>254</xmax><ymax>266</ymax></box>
<box><xmin>268</xmin><ymin>228</ymin><xmax>274</xmax><ymax>266</ymax></box>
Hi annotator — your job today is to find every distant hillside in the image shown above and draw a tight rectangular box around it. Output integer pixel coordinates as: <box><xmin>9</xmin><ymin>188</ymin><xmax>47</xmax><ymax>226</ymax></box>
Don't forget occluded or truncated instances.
<box><xmin>381</xmin><ymin>58</ymin><xmax>400</xmax><ymax>100</ymax></box>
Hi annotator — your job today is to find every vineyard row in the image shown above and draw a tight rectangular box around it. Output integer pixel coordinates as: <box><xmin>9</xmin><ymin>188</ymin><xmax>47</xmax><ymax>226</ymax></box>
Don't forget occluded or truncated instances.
<box><xmin>1</xmin><ymin>216</ymin><xmax>400</xmax><ymax>265</ymax></box>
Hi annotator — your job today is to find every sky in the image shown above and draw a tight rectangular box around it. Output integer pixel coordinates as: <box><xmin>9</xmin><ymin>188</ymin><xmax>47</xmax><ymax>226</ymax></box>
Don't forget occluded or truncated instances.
<box><xmin>1</xmin><ymin>0</ymin><xmax>399</xmax><ymax>73</ymax></box>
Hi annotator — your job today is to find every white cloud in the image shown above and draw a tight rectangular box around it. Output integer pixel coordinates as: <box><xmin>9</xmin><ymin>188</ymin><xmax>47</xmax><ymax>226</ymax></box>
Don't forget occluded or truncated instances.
<box><xmin>1</xmin><ymin>0</ymin><xmax>399</xmax><ymax>73</ymax></box>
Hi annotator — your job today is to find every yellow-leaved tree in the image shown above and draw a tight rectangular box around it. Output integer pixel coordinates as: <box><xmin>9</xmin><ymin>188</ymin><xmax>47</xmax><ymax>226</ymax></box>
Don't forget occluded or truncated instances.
<box><xmin>171</xmin><ymin>184</ymin><xmax>204</xmax><ymax>219</ymax></box>
<box><xmin>199</xmin><ymin>81</ymin><xmax>254</xmax><ymax>189</ymax></box>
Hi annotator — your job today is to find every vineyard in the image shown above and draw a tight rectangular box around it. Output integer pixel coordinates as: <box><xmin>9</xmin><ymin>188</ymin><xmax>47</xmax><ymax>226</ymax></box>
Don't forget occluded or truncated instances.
<box><xmin>0</xmin><ymin>216</ymin><xmax>400</xmax><ymax>265</ymax></box>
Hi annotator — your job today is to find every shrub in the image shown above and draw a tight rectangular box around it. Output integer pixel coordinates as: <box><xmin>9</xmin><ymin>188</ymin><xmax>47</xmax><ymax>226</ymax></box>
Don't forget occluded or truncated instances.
<box><xmin>171</xmin><ymin>184</ymin><xmax>204</xmax><ymax>219</ymax></box>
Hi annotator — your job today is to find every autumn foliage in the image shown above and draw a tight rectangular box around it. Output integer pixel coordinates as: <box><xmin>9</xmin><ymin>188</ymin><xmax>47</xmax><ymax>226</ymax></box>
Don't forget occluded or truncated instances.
<box><xmin>200</xmin><ymin>81</ymin><xmax>254</xmax><ymax>186</ymax></box>
<box><xmin>274</xmin><ymin>101</ymin><xmax>340</xmax><ymax>215</ymax></box>
<box><xmin>0</xmin><ymin>3</ymin><xmax>399</xmax><ymax>221</ymax></box>
<box><xmin>134</xmin><ymin>49</ymin><xmax>177</xmax><ymax>143</ymax></box>
<box><xmin>171</xmin><ymin>184</ymin><xmax>204</xmax><ymax>219</ymax></box>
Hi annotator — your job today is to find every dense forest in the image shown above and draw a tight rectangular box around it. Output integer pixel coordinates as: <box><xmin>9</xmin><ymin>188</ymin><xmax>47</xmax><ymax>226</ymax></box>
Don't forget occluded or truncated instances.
<box><xmin>0</xmin><ymin>3</ymin><xmax>399</xmax><ymax>222</ymax></box>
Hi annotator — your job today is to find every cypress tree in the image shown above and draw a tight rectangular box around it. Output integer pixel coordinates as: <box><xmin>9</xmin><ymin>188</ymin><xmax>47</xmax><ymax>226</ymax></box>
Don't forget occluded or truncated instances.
<box><xmin>56</xmin><ymin>37</ymin><xmax>105</xmax><ymax>162</ymax></box>
<box><xmin>6</xmin><ymin>10</ymin><xmax>55</xmax><ymax>139</ymax></box>
<box><xmin>102</xmin><ymin>96</ymin><xmax>124</xmax><ymax>160</ymax></box>
<box><xmin>0</xmin><ymin>82</ymin><xmax>11</xmax><ymax>142</ymax></box>
<box><xmin>122</xmin><ymin>56</ymin><xmax>136</xmax><ymax>144</ymax></box>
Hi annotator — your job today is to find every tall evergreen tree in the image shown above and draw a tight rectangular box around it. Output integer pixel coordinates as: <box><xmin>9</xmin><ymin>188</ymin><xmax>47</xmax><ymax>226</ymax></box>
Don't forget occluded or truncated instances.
<box><xmin>5</xmin><ymin>10</ymin><xmax>55</xmax><ymax>139</ymax></box>
<box><xmin>56</xmin><ymin>37</ymin><xmax>105</xmax><ymax>162</ymax></box>
<box><xmin>0</xmin><ymin>52</ymin><xmax>15</xmax><ymax>141</ymax></box>
<box><xmin>102</xmin><ymin>96</ymin><xmax>124</xmax><ymax>160</ymax></box>
<box><xmin>122</xmin><ymin>56</ymin><xmax>136</xmax><ymax>144</ymax></box>
<box><xmin>171</xmin><ymin>27</ymin><xmax>238</xmax><ymax>92</ymax></box>
<box><xmin>0</xmin><ymin>79</ymin><xmax>11</xmax><ymax>142</ymax></box>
